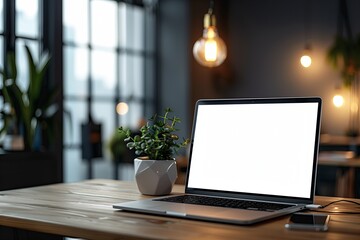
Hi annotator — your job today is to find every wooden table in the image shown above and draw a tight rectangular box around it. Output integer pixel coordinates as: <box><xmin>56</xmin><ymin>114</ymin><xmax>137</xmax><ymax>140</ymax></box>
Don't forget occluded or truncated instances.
<box><xmin>0</xmin><ymin>179</ymin><xmax>360</xmax><ymax>240</ymax></box>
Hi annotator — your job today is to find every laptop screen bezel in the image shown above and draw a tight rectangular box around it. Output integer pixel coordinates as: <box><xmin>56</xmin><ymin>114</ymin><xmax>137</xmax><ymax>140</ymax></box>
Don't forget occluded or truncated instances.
<box><xmin>184</xmin><ymin>97</ymin><xmax>322</xmax><ymax>205</ymax></box>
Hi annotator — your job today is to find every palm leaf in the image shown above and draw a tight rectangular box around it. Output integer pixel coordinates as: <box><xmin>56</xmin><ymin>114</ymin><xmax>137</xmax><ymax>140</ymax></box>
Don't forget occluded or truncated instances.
<box><xmin>25</xmin><ymin>45</ymin><xmax>51</xmax><ymax>117</ymax></box>
<box><xmin>6</xmin><ymin>82</ymin><xmax>33</xmax><ymax>149</ymax></box>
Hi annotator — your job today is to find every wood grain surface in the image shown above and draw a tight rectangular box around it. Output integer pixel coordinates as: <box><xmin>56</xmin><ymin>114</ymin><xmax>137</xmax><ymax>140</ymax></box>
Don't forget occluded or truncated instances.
<box><xmin>0</xmin><ymin>179</ymin><xmax>359</xmax><ymax>240</ymax></box>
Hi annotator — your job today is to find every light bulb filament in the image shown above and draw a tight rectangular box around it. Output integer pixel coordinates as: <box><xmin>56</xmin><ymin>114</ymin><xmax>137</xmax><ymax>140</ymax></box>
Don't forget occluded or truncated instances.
<box><xmin>205</xmin><ymin>40</ymin><xmax>217</xmax><ymax>61</ymax></box>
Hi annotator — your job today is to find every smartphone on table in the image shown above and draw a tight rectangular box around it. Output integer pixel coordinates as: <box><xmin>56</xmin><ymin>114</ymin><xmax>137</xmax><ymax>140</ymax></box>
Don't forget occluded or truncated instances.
<box><xmin>285</xmin><ymin>213</ymin><xmax>330</xmax><ymax>231</ymax></box>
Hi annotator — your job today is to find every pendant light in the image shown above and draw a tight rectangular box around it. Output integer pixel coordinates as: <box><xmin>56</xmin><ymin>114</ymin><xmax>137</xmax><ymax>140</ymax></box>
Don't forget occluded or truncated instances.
<box><xmin>333</xmin><ymin>95</ymin><xmax>344</xmax><ymax>108</ymax></box>
<box><xmin>300</xmin><ymin>0</ymin><xmax>312</xmax><ymax>68</ymax></box>
<box><xmin>300</xmin><ymin>44</ymin><xmax>312</xmax><ymax>68</ymax></box>
<box><xmin>333</xmin><ymin>86</ymin><xmax>345</xmax><ymax>108</ymax></box>
<box><xmin>193</xmin><ymin>0</ymin><xmax>227</xmax><ymax>67</ymax></box>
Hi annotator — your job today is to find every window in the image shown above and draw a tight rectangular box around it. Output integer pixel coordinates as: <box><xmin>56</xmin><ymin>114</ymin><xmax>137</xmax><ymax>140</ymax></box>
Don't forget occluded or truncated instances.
<box><xmin>0</xmin><ymin>0</ymin><xmax>157</xmax><ymax>183</ymax></box>
<box><xmin>0</xmin><ymin>0</ymin><xmax>41</xmax><ymax>92</ymax></box>
<box><xmin>63</xmin><ymin>0</ymin><xmax>157</xmax><ymax>181</ymax></box>
<box><xmin>0</xmin><ymin>0</ymin><xmax>43</xmax><ymax>140</ymax></box>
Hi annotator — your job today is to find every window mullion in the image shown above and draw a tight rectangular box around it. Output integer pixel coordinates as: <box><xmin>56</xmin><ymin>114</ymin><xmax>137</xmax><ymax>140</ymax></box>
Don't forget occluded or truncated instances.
<box><xmin>4</xmin><ymin>0</ymin><xmax>15</xmax><ymax>60</ymax></box>
<box><xmin>115</xmin><ymin>0</ymin><xmax>121</xmax><ymax>127</ymax></box>
<box><xmin>87</xmin><ymin>0</ymin><xmax>92</xmax><ymax>120</ymax></box>
<box><xmin>40</xmin><ymin>0</ymin><xmax>46</xmax><ymax>53</ymax></box>
<box><xmin>142</xmin><ymin>4</ymin><xmax>147</xmax><ymax>117</ymax></box>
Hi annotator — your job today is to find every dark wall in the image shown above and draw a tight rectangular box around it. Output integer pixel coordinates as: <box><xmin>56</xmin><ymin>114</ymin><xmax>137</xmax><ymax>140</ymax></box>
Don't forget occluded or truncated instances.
<box><xmin>158</xmin><ymin>0</ymin><xmax>190</xmax><ymax>139</ymax></box>
<box><xmin>159</xmin><ymin>0</ymin><xmax>360</xmax><ymax>136</ymax></box>
<box><xmin>188</xmin><ymin>0</ymin><xmax>233</xmax><ymax>133</ymax></box>
<box><xmin>189</xmin><ymin>0</ymin><xmax>360</xmax><ymax>136</ymax></box>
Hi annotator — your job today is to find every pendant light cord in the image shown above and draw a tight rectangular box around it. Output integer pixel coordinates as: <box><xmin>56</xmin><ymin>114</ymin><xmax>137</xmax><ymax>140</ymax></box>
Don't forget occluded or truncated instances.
<box><xmin>303</xmin><ymin>0</ymin><xmax>312</xmax><ymax>48</ymax></box>
<box><xmin>209</xmin><ymin>0</ymin><xmax>214</xmax><ymax>14</ymax></box>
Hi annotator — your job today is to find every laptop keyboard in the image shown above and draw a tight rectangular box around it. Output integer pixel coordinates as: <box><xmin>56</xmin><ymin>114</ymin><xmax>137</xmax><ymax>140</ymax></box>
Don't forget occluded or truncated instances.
<box><xmin>155</xmin><ymin>195</ymin><xmax>293</xmax><ymax>212</ymax></box>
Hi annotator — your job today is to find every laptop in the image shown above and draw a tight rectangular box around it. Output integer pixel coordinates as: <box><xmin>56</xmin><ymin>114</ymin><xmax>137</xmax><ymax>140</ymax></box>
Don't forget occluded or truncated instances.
<box><xmin>113</xmin><ymin>97</ymin><xmax>322</xmax><ymax>225</ymax></box>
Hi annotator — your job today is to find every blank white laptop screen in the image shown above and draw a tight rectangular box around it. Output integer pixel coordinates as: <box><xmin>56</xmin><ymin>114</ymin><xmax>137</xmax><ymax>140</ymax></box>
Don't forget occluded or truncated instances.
<box><xmin>187</xmin><ymin>102</ymin><xmax>319</xmax><ymax>199</ymax></box>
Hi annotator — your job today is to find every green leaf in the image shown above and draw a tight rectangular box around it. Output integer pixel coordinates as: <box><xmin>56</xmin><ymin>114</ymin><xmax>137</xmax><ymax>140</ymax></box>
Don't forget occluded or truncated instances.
<box><xmin>7</xmin><ymin>52</ymin><xmax>17</xmax><ymax>80</ymax></box>
<box><xmin>118</xmin><ymin>107</ymin><xmax>189</xmax><ymax>159</ymax></box>
<box><xmin>6</xmin><ymin>83</ymin><xmax>32</xmax><ymax>149</ymax></box>
<box><xmin>127</xmin><ymin>142</ymin><xmax>135</xmax><ymax>149</ymax></box>
<box><xmin>25</xmin><ymin>45</ymin><xmax>51</xmax><ymax>117</ymax></box>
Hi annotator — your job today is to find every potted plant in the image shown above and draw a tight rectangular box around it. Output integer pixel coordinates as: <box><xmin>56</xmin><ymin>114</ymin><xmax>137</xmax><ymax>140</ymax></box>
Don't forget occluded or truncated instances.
<box><xmin>326</xmin><ymin>0</ymin><xmax>360</xmax><ymax>136</ymax></box>
<box><xmin>0</xmin><ymin>46</ymin><xmax>62</xmax><ymax>191</ymax></box>
<box><xmin>327</xmin><ymin>34</ymin><xmax>360</xmax><ymax>137</ymax></box>
<box><xmin>119</xmin><ymin>108</ymin><xmax>189</xmax><ymax>195</ymax></box>
<box><xmin>0</xmin><ymin>45</ymin><xmax>59</xmax><ymax>151</ymax></box>
<box><xmin>327</xmin><ymin>34</ymin><xmax>360</xmax><ymax>87</ymax></box>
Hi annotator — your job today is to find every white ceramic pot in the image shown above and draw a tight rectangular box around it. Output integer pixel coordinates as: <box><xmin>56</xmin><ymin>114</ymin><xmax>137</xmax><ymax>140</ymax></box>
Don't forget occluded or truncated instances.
<box><xmin>134</xmin><ymin>157</ymin><xmax>177</xmax><ymax>195</ymax></box>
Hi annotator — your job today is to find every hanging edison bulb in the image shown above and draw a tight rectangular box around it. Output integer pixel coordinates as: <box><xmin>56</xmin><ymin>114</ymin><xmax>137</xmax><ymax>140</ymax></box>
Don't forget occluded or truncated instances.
<box><xmin>333</xmin><ymin>94</ymin><xmax>344</xmax><ymax>108</ymax></box>
<box><xmin>300</xmin><ymin>45</ymin><xmax>312</xmax><ymax>68</ymax></box>
<box><xmin>300</xmin><ymin>54</ymin><xmax>312</xmax><ymax>68</ymax></box>
<box><xmin>193</xmin><ymin>4</ymin><xmax>227</xmax><ymax>67</ymax></box>
<box><xmin>332</xmin><ymin>86</ymin><xmax>344</xmax><ymax>108</ymax></box>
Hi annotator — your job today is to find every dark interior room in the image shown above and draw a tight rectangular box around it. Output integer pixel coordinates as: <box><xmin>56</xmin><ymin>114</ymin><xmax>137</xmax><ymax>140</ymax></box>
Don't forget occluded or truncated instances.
<box><xmin>0</xmin><ymin>0</ymin><xmax>360</xmax><ymax>239</ymax></box>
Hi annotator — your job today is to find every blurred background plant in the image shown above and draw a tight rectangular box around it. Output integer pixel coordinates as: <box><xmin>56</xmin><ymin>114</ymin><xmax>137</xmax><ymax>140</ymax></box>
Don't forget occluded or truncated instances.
<box><xmin>327</xmin><ymin>34</ymin><xmax>360</xmax><ymax>87</ymax></box>
<box><xmin>0</xmin><ymin>45</ymin><xmax>59</xmax><ymax>151</ymax></box>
